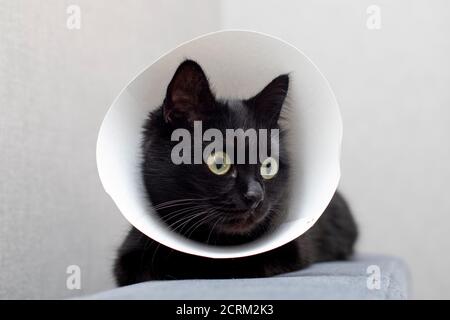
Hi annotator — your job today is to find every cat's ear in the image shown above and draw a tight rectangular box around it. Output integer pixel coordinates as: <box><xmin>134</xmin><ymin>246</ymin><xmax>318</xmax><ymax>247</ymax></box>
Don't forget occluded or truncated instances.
<box><xmin>163</xmin><ymin>60</ymin><xmax>215</xmax><ymax>125</ymax></box>
<box><xmin>247</xmin><ymin>74</ymin><xmax>289</xmax><ymax>126</ymax></box>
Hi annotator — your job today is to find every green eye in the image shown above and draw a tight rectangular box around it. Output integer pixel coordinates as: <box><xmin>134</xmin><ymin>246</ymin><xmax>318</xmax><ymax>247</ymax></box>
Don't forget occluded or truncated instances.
<box><xmin>260</xmin><ymin>157</ymin><xmax>279</xmax><ymax>180</ymax></box>
<box><xmin>207</xmin><ymin>151</ymin><xmax>231</xmax><ymax>175</ymax></box>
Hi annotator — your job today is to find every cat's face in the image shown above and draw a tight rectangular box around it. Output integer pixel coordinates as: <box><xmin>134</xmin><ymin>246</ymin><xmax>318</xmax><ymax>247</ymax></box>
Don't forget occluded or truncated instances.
<box><xmin>142</xmin><ymin>60</ymin><xmax>290</xmax><ymax>243</ymax></box>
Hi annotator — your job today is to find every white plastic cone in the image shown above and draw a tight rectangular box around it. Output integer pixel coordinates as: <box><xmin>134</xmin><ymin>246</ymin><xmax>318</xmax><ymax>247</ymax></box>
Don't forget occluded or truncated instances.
<box><xmin>96</xmin><ymin>30</ymin><xmax>342</xmax><ymax>258</ymax></box>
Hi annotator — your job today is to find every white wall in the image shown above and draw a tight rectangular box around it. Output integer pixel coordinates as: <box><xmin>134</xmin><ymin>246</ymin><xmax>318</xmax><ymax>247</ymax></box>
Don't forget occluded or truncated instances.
<box><xmin>219</xmin><ymin>0</ymin><xmax>450</xmax><ymax>299</ymax></box>
<box><xmin>0</xmin><ymin>0</ymin><xmax>221</xmax><ymax>299</ymax></box>
<box><xmin>1</xmin><ymin>0</ymin><xmax>449</xmax><ymax>299</ymax></box>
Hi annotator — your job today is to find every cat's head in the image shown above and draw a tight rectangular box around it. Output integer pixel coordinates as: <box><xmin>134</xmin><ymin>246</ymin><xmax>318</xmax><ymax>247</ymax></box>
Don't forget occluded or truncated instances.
<box><xmin>142</xmin><ymin>60</ymin><xmax>290</xmax><ymax>244</ymax></box>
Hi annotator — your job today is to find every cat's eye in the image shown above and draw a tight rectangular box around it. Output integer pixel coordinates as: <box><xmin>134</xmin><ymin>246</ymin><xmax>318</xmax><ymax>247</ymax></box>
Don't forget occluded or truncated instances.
<box><xmin>206</xmin><ymin>151</ymin><xmax>231</xmax><ymax>175</ymax></box>
<box><xmin>260</xmin><ymin>157</ymin><xmax>279</xmax><ymax>180</ymax></box>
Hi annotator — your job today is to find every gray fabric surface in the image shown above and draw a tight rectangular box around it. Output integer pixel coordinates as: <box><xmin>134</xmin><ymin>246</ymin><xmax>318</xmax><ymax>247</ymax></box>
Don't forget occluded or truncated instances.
<box><xmin>81</xmin><ymin>254</ymin><xmax>410</xmax><ymax>300</ymax></box>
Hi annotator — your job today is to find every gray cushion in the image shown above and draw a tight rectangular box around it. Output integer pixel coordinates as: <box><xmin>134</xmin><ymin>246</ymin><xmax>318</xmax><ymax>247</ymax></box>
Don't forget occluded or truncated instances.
<box><xmin>81</xmin><ymin>254</ymin><xmax>410</xmax><ymax>300</ymax></box>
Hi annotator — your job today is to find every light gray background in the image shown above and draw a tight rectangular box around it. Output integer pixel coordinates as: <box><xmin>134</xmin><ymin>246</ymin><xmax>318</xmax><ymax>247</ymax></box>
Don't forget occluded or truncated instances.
<box><xmin>0</xmin><ymin>0</ymin><xmax>449</xmax><ymax>299</ymax></box>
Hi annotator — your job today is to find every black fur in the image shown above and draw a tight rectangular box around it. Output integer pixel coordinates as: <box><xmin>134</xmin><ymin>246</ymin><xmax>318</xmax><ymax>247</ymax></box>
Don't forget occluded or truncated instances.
<box><xmin>114</xmin><ymin>60</ymin><xmax>357</xmax><ymax>286</ymax></box>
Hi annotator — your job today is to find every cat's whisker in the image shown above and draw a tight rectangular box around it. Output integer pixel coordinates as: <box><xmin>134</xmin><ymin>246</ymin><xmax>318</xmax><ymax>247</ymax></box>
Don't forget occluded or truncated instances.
<box><xmin>153</xmin><ymin>197</ymin><xmax>212</xmax><ymax>209</ymax></box>
<box><xmin>174</xmin><ymin>208</ymin><xmax>215</xmax><ymax>237</ymax></box>
<box><xmin>165</xmin><ymin>209</ymin><xmax>206</xmax><ymax>229</ymax></box>
<box><xmin>161</xmin><ymin>204</ymin><xmax>211</xmax><ymax>222</ymax></box>
<box><xmin>206</xmin><ymin>216</ymin><xmax>225</xmax><ymax>244</ymax></box>
<box><xmin>159</xmin><ymin>203</ymin><xmax>206</xmax><ymax>216</ymax></box>
<box><xmin>164</xmin><ymin>214</ymin><xmax>199</xmax><ymax>233</ymax></box>
<box><xmin>191</xmin><ymin>212</ymin><xmax>224</xmax><ymax>239</ymax></box>
<box><xmin>170</xmin><ymin>211</ymin><xmax>209</xmax><ymax>234</ymax></box>
<box><xmin>180</xmin><ymin>209</ymin><xmax>217</xmax><ymax>234</ymax></box>
<box><xmin>156</xmin><ymin>203</ymin><xmax>206</xmax><ymax>212</ymax></box>
<box><xmin>167</xmin><ymin>206</ymin><xmax>216</xmax><ymax>229</ymax></box>
<box><xmin>184</xmin><ymin>209</ymin><xmax>223</xmax><ymax>239</ymax></box>
<box><xmin>154</xmin><ymin>196</ymin><xmax>213</xmax><ymax>204</ymax></box>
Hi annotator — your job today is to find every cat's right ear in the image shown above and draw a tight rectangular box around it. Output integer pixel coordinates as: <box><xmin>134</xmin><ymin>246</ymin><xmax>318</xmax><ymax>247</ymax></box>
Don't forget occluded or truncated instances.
<box><xmin>163</xmin><ymin>60</ymin><xmax>215</xmax><ymax>126</ymax></box>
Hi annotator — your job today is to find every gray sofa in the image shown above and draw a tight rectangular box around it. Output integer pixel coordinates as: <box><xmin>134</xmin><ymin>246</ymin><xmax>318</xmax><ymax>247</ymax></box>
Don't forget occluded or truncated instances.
<box><xmin>82</xmin><ymin>254</ymin><xmax>410</xmax><ymax>299</ymax></box>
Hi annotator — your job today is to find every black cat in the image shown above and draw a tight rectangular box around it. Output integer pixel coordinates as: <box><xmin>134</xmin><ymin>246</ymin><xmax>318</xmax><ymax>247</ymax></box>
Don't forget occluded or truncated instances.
<box><xmin>114</xmin><ymin>60</ymin><xmax>357</xmax><ymax>286</ymax></box>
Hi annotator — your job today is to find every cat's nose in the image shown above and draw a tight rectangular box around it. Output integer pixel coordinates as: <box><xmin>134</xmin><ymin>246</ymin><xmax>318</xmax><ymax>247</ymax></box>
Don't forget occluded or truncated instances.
<box><xmin>244</xmin><ymin>181</ymin><xmax>264</xmax><ymax>210</ymax></box>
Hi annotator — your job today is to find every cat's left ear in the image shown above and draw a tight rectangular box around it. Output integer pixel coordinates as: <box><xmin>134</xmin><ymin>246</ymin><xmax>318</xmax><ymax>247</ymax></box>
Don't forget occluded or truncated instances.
<box><xmin>247</xmin><ymin>74</ymin><xmax>289</xmax><ymax>126</ymax></box>
<box><xmin>163</xmin><ymin>60</ymin><xmax>215</xmax><ymax>126</ymax></box>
